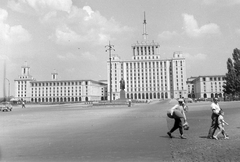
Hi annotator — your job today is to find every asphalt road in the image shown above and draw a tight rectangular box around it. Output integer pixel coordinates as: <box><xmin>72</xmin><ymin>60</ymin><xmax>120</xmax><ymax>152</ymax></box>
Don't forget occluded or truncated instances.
<box><xmin>1</xmin><ymin>100</ymin><xmax>239</xmax><ymax>162</ymax></box>
<box><xmin>0</xmin><ymin>101</ymin><xmax>172</xmax><ymax>162</ymax></box>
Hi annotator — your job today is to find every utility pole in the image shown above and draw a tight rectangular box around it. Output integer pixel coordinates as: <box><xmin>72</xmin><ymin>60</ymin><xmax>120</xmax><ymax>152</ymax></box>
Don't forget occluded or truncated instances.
<box><xmin>5</xmin><ymin>78</ymin><xmax>10</xmax><ymax>101</ymax></box>
<box><xmin>105</xmin><ymin>41</ymin><xmax>115</xmax><ymax>102</ymax></box>
<box><xmin>3</xmin><ymin>59</ymin><xmax>6</xmax><ymax>102</ymax></box>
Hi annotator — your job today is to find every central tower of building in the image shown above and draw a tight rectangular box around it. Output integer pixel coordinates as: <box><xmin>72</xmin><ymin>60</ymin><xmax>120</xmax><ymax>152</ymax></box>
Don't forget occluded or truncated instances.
<box><xmin>107</xmin><ymin>13</ymin><xmax>187</xmax><ymax>101</ymax></box>
<box><xmin>131</xmin><ymin>12</ymin><xmax>161</xmax><ymax>61</ymax></box>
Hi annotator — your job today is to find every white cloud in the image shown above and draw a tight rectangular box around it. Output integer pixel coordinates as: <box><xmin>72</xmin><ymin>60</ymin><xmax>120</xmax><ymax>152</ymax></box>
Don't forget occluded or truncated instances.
<box><xmin>184</xmin><ymin>53</ymin><xmax>207</xmax><ymax>60</ymax></box>
<box><xmin>42</xmin><ymin>11</ymin><xmax>57</xmax><ymax>22</ymax></box>
<box><xmin>232</xmin><ymin>0</ymin><xmax>240</xmax><ymax>4</ymax></box>
<box><xmin>202</xmin><ymin>0</ymin><xmax>240</xmax><ymax>5</ymax></box>
<box><xmin>8</xmin><ymin>0</ymin><xmax>132</xmax><ymax>46</ymax></box>
<box><xmin>51</xmin><ymin>6</ymin><xmax>131</xmax><ymax>45</ymax></box>
<box><xmin>236</xmin><ymin>28</ymin><xmax>240</xmax><ymax>35</ymax></box>
<box><xmin>202</xmin><ymin>0</ymin><xmax>217</xmax><ymax>5</ymax></box>
<box><xmin>158</xmin><ymin>31</ymin><xmax>178</xmax><ymax>40</ymax></box>
<box><xmin>0</xmin><ymin>53</ymin><xmax>9</xmax><ymax>60</ymax></box>
<box><xmin>66</xmin><ymin>67</ymin><xmax>75</xmax><ymax>74</ymax></box>
<box><xmin>57</xmin><ymin>52</ymin><xmax>76</xmax><ymax>60</ymax></box>
<box><xmin>83</xmin><ymin>6</ymin><xmax>94</xmax><ymax>21</ymax></box>
<box><xmin>182</xmin><ymin>13</ymin><xmax>221</xmax><ymax>38</ymax></box>
<box><xmin>81</xmin><ymin>52</ymin><xmax>97</xmax><ymax>61</ymax></box>
<box><xmin>0</xmin><ymin>8</ymin><xmax>31</xmax><ymax>44</ymax></box>
<box><xmin>8</xmin><ymin>0</ymin><xmax>72</xmax><ymax>14</ymax></box>
<box><xmin>57</xmin><ymin>51</ymin><xmax>97</xmax><ymax>61</ymax></box>
<box><xmin>55</xmin><ymin>26</ymin><xmax>81</xmax><ymax>44</ymax></box>
<box><xmin>0</xmin><ymin>9</ymin><xmax>8</xmax><ymax>21</ymax></box>
<box><xmin>53</xmin><ymin>24</ymin><xmax>111</xmax><ymax>45</ymax></box>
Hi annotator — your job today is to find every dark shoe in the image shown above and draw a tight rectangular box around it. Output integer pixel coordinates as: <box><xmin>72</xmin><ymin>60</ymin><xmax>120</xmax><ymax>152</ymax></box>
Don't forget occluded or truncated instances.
<box><xmin>167</xmin><ymin>132</ymin><xmax>172</xmax><ymax>138</ymax></box>
<box><xmin>180</xmin><ymin>135</ymin><xmax>187</xmax><ymax>139</ymax></box>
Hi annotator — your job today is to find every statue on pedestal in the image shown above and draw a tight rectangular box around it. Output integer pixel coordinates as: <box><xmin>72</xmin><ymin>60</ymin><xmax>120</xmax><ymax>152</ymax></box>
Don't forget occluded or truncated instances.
<box><xmin>120</xmin><ymin>78</ymin><xmax>125</xmax><ymax>90</ymax></box>
<box><xmin>119</xmin><ymin>78</ymin><xmax>126</xmax><ymax>100</ymax></box>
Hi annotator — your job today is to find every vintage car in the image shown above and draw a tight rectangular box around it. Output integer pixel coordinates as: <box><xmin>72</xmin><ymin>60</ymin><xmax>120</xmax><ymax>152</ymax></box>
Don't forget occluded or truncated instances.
<box><xmin>0</xmin><ymin>102</ymin><xmax>13</xmax><ymax>112</ymax></box>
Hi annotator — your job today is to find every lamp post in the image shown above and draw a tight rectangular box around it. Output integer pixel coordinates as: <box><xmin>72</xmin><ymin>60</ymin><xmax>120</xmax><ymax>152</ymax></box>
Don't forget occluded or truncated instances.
<box><xmin>105</xmin><ymin>41</ymin><xmax>115</xmax><ymax>102</ymax></box>
<box><xmin>5</xmin><ymin>78</ymin><xmax>10</xmax><ymax>101</ymax></box>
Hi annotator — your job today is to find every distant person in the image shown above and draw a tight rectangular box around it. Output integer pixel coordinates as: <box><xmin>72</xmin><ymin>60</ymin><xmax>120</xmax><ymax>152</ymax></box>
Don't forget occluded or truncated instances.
<box><xmin>182</xmin><ymin>98</ymin><xmax>189</xmax><ymax>112</ymax></box>
<box><xmin>207</xmin><ymin>98</ymin><xmax>221</xmax><ymax>139</ymax></box>
<box><xmin>22</xmin><ymin>101</ymin><xmax>26</xmax><ymax>108</ymax></box>
<box><xmin>167</xmin><ymin>98</ymin><xmax>188</xmax><ymax>139</ymax></box>
<box><xmin>128</xmin><ymin>99</ymin><xmax>132</xmax><ymax>107</ymax></box>
<box><xmin>213</xmin><ymin>110</ymin><xmax>229</xmax><ymax>140</ymax></box>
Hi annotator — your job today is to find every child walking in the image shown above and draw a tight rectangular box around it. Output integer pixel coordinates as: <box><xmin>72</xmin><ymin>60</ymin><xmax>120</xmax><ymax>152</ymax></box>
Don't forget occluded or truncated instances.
<box><xmin>213</xmin><ymin>110</ymin><xmax>229</xmax><ymax>140</ymax></box>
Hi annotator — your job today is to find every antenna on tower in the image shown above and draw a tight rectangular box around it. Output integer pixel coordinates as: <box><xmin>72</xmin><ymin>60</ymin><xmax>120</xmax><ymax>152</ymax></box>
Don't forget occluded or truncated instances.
<box><xmin>142</xmin><ymin>11</ymin><xmax>148</xmax><ymax>41</ymax></box>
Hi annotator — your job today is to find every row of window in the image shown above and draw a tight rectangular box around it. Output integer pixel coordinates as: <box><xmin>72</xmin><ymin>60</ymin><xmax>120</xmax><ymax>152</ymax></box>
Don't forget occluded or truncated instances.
<box><xmin>125</xmin><ymin>87</ymin><xmax>168</xmax><ymax>92</ymax></box>
<box><xmin>125</xmin><ymin>61</ymin><xmax>168</xmax><ymax>68</ymax></box>
<box><xmin>133</xmin><ymin>46</ymin><xmax>156</xmax><ymax>56</ymax></box>
<box><xmin>18</xmin><ymin>94</ymin><xmax>26</xmax><ymax>97</ymax></box>
<box><xmin>125</xmin><ymin>92</ymin><xmax>169</xmax><ymax>100</ymax></box>
<box><xmin>133</xmin><ymin>56</ymin><xmax>160</xmax><ymax>60</ymax></box>
<box><xmin>203</xmin><ymin>82</ymin><xmax>223</xmax><ymax>85</ymax></box>
<box><xmin>32</xmin><ymin>94</ymin><xmax>82</xmax><ymax>97</ymax></box>
<box><xmin>202</xmin><ymin>77</ymin><xmax>224</xmax><ymax>81</ymax></box>
<box><xmin>31</xmin><ymin>87</ymin><xmax>82</xmax><ymax>90</ymax></box>
<box><xmin>30</xmin><ymin>81</ymin><xmax>88</xmax><ymax>87</ymax></box>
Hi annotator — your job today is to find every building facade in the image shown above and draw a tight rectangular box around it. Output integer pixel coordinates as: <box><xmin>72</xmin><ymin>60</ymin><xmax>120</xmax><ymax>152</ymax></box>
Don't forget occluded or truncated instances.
<box><xmin>14</xmin><ymin>62</ymin><xmax>107</xmax><ymax>103</ymax></box>
<box><xmin>186</xmin><ymin>77</ymin><xmax>197</xmax><ymax>98</ymax></box>
<box><xmin>107</xmin><ymin>14</ymin><xmax>187</xmax><ymax>101</ymax></box>
<box><xmin>187</xmin><ymin>75</ymin><xmax>225</xmax><ymax>99</ymax></box>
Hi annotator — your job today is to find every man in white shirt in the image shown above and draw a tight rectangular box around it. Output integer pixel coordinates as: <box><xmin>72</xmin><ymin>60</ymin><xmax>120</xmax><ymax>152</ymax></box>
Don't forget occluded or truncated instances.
<box><xmin>207</xmin><ymin>98</ymin><xmax>221</xmax><ymax>139</ymax></box>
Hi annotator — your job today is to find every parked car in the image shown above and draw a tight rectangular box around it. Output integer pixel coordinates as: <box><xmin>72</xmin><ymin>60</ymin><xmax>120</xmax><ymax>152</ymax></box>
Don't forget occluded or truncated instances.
<box><xmin>0</xmin><ymin>102</ymin><xmax>13</xmax><ymax>112</ymax></box>
<box><xmin>184</xmin><ymin>98</ymin><xmax>193</xmax><ymax>103</ymax></box>
<box><xmin>205</xmin><ymin>98</ymin><xmax>213</xmax><ymax>102</ymax></box>
<box><xmin>197</xmin><ymin>98</ymin><xmax>206</xmax><ymax>101</ymax></box>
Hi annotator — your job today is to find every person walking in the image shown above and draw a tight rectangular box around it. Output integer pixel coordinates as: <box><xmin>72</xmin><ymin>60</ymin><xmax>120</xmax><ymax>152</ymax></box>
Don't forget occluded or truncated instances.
<box><xmin>128</xmin><ymin>98</ymin><xmax>132</xmax><ymax>107</ymax></box>
<box><xmin>207</xmin><ymin>98</ymin><xmax>221</xmax><ymax>139</ymax></box>
<box><xmin>22</xmin><ymin>101</ymin><xmax>26</xmax><ymax>108</ymax></box>
<box><xmin>213</xmin><ymin>110</ymin><xmax>229</xmax><ymax>140</ymax></box>
<box><xmin>167</xmin><ymin>98</ymin><xmax>188</xmax><ymax>139</ymax></box>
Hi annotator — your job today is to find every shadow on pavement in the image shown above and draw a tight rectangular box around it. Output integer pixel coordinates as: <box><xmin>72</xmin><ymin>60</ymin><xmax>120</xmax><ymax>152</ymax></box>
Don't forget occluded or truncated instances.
<box><xmin>199</xmin><ymin>135</ymin><xmax>209</xmax><ymax>138</ymax></box>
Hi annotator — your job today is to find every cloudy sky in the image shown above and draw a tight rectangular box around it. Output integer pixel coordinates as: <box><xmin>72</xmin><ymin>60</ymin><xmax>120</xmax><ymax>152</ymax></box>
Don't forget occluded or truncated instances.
<box><xmin>1</xmin><ymin>0</ymin><xmax>240</xmax><ymax>97</ymax></box>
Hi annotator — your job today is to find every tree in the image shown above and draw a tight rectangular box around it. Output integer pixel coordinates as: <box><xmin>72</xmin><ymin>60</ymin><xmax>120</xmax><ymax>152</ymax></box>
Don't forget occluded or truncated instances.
<box><xmin>232</xmin><ymin>48</ymin><xmax>240</xmax><ymax>92</ymax></box>
<box><xmin>223</xmin><ymin>58</ymin><xmax>236</xmax><ymax>99</ymax></box>
<box><xmin>223</xmin><ymin>48</ymin><xmax>240</xmax><ymax>100</ymax></box>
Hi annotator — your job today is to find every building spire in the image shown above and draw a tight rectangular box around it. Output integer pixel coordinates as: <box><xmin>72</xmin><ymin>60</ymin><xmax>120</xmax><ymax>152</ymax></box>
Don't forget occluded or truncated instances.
<box><xmin>51</xmin><ymin>69</ymin><xmax>58</xmax><ymax>80</ymax></box>
<box><xmin>24</xmin><ymin>61</ymin><xmax>28</xmax><ymax>67</ymax></box>
<box><xmin>142</xmin><ymin>11</ymin><xmax>148</xmax><ymax>41</ymax></box>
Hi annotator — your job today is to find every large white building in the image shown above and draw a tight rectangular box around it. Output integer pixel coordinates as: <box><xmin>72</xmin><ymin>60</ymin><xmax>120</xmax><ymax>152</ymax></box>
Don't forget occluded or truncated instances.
<box><xmin>187</xmin><ymin>75</ymin><xmax>225</xmax><ymax>99</ymax></box>
<box><xmin>107</xmin><ymin>14</ymin><xmax>187</xmax><ymax>101</ymax></box>
<box><xmin>14</xmin><ymin>62</ymin><xmax>107</xmax><ymax>103</ymax></box>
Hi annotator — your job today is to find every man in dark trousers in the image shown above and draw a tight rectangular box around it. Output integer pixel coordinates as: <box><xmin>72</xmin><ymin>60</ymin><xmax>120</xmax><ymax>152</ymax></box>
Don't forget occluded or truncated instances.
<box><xmin>167</xmin><ymin>98</ymin><xmax>188</xmax><ymax>139</ymax></box>
<box><xmin>207</xmin><ymin>98</ymin><xmax>221</xmax><ymax>139</ymax></box>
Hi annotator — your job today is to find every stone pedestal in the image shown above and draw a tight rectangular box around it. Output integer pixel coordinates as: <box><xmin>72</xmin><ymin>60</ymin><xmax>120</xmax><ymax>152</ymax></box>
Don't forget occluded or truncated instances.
<box><xmin>114</xmin><ymin>90</ymin><xmax>127</xmax><ymax>104</ymax></box>
<box><xmin>120</xmin><ymin>90</ymin><xmax>126</xmax><ymax>100</ymax></box>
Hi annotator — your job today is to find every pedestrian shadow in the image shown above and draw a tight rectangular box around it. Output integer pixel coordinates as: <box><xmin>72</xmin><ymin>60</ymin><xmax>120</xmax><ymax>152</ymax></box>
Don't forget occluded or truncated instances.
<box><xmin>199</xmin><ymin>135</ymin><xmax>208</xmax><ymax>139</ymax></box>
<box><xmin>159</xmin><ymin>135</ymin><xmax>183</xmax><ymax>139</ymax></box>
<box><xmin>159</xmin><ymin>135</ymin><xmax>171</xmax><ymax>139</ymax></box>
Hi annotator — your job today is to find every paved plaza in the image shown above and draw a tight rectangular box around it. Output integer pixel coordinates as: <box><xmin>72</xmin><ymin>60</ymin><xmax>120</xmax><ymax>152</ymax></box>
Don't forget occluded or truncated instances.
<box><xmin>0</xmin><ymin>100</ymin><xmax>240</xmax><ymax>162</ymax></box>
